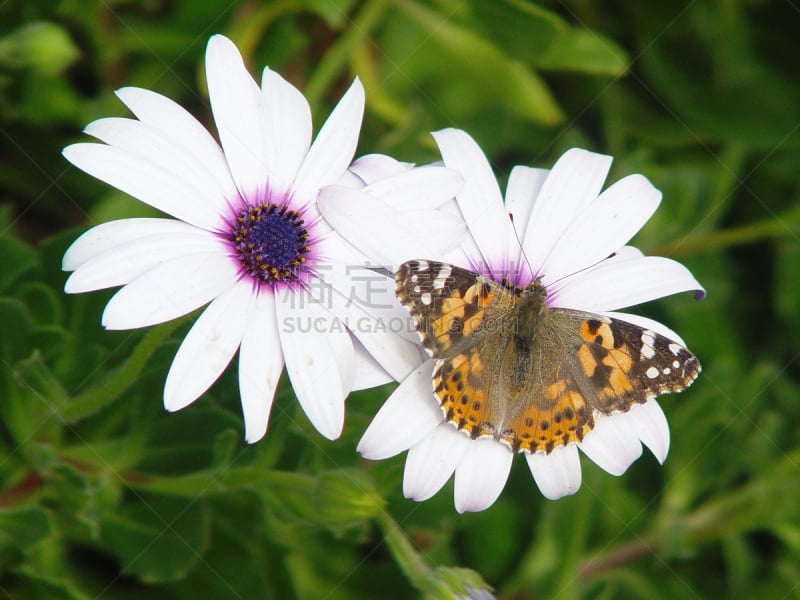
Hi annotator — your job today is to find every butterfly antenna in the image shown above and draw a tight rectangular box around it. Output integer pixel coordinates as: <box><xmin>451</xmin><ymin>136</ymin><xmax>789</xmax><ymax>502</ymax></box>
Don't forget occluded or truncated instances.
<box><xmin>509</xmin><ymin>212</ymin><xmax>536</xmax><ymax>284</ymax></box>
<box><xmin>547</xmin><ymin>251</ymin><xmax>622</xmax><ymax>287</ymax></box>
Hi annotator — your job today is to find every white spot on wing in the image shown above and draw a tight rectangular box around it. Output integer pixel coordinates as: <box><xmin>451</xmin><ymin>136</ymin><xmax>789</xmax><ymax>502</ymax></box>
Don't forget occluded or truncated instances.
<box><xmin>640</xmin><ymin>330</ymin><xmax>656</xmax><ymax>358</ymax></box>
<box><xmin>421</xmin><ymin>292</ymin><xmax>432</xmax><ymax>305</ymax></box>
<box><xmin>416</xmin><ymin>260</ymin><xmax>429</xmax><ymax>271</ymax></box>
<box><xmin>646</xmin><ymin>366</ymin><xmax>660</xmax><ymax>379</ymax></box>
<box><xmin>433</xmin><ymin>264</ymin><xmax>452</xmax><ymax>290</ymax></box>
<box><xmin>672</xmin><ymin>360</ymin><xmax>680</xmax><ymax>369</ymax></box>
<box><xmin>668</xmin><ymin>343</ymin><xmax>682</xmax><ymax>356</ymax></box>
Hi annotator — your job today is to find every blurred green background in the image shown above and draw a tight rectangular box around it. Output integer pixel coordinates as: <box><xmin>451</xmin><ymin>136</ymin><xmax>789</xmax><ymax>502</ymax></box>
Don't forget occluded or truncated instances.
<box><xmin>2</xmin><ymin>0</ymin><xmax>799</xmax><ymax>598</ymax></box>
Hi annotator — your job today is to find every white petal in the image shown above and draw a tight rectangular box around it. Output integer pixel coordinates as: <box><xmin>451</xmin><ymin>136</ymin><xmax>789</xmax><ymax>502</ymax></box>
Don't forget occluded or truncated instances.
<box><xmin>260</xmin><ymin>67</ymin><xmax>311</xmax><ymax>192</ymax></box>
<box><xmin>522</xmin><ymin>149</ymin><xmax>612</xmax><ymax>272</ymax></box>
<box><xmin>316</xmin><ymin>186</ymin><xmax>447</xmax><ymax>265</ymax></box>
<box><xmin>115</xmin><ymin>86</ymin><xmax>238</xmax><ymax>202</ymax></box>
<box><xmin>444</xmin><ymin>231</ymin><xmax>483</xmax><ymax>272</ymax></box>
<box><xmin>525</xmin><ymin>444</ymin><xmax>582</xmax><ymax>500</ymax></box>
<box><xmin>357</xmin><ymin>361</ymin><xmax>442</xmax><ymax>460</ymax></box>
<box><xmin>350</xmin><ymin>337</ymin><xmax>393</xmax><ymax>390</ymax></box>
<box><xmin>313</xmin><ymin>239</ymin><xmax>427</xmax><ymax>342</ymax></box>
<box><xmin>63</xmin><ymin>144</ymin><xmax>223</xmax><ymax>231</ymax></box>
<box><xmin>627</xmin><ymin>400</ymin><xmax>670</xmax><ymax>464</ymax></box>
<box><xmin>238</xmin><ymin>292</ymin><xmax>284</xmax><ymax>443</ymax></box>
<box><xmin>292</xmin><ymin>78</ymin><xmax>364</xmax><ymax>204</ymax></box>
<box><xmin>316</xmin><ymin>258</ymin><xmax>420</xmax><ymax>344</ymax></box>
<box><xmin>403</xmin><ymin>423</ymin><xmax>470</xmax><ymax>502</ymax></box>
<box><xmin>334</xmin><ymin>168</ymin><xmax>366</xmax><ymax>189</ymax></box>
<box><xmin>605</xmin><ymin>245</ymin><xmax>645</xmax><ymax>262</ymax></box>
<box><xmin>101</xmin><ymin>251</ymin><xmax>237</xmax><ymax>330</ymax></box>
<box><xmin>601</xmin><ymin>311</ymin><xmax>687</xmax><ymax>346</ymax></box>
<box><xmin>505</xmin><ymin>165</ymin><xmax>550</xmax><ymax>280</ymax></box>
<box><xmin>84</xmin><ymin>117</ymin><xmax>231</xmax><ymax>214</ymax></box>
<box><xmin>578</xmin><ymin>412</ymin><xmax>643</xmax><ymax>476</ymax></box>
<box><xmin>547</xmin><ymin>244</ymin><xmax>642</xmax><ymax>295</ymax></box>
<box><xmin>432</xmin><ymin>129</ymin><xmax>511</xmax><ymax>271</ymax></box>
<box><xmin>205</xmin><ymin>35</ymin><xmax>269</xmax><ymax>199</ymax></box>
<box><xmin>541</xmin><ymin>174</ymin><xmax>661</xmax><ymax>283</ymax></box>
<box><xmin>65</xmin><ymin>231</ymin><xmax>220</xmax><ymax>293</ymax></box>
<box><xmin>505</xmin><ymin>165</ymin><xmax>549</xmax><ymax>229</ymax></box>
<box><xmin>349</xmin><ymin>153</ymin><xmax>412</xmax><ymax>185</ymax></box>
<box><xmin>363</xmin><ymin>165</ymin><xmax>462</xmax><ymax>210</ymax></box>
<box><xmin>453</xmin><ymin>438</ymin><xmax>513</xmax><ymax>513</ymax></box>
<box><xmin>316</xmin><ymin>232</ymin><xmax>371</xmax><ymax>268</ymax></box>
<box><xmin>164</xmin><ymin>281</ymin><xmax>253</xmax><ymax>411</ymax></box>
<box><xmin>408</xmin><ymin>209</ymin><xmax>468</xmax><ymax>256</ymax></box>
<box><xmin>276</xmin><ymin>294</ymin><xmax>353</xmax><ymax>439</ymax></box>
<box><xmin>62</xmin><ymin>218</ymin><xmax>199</xmax><ymax>271</ymax></box>
<box><xmin>324</xmin><ymin>282</ymin><xmax>423</xmax><ymax>382</ymax></box>
<box><xmin>550</xmin><ymin>256</ymin><xmax>704</xmax><ymax>312</ymax></box>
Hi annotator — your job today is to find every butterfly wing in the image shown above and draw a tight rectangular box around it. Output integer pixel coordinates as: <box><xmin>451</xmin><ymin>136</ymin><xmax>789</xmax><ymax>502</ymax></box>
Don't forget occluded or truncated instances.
<box><xmin>395</xmin><ymin>260</ymin><xmax>516</xmax><ymax>359</ymax></box>
<box><xmin>396</xmin><ymin>260</ymin><xmax>701</xmax><ymax>455</ymax></box>
<box><xmin>502</xmin><ymin>310</ymin><xmax>701</xmax><ymax>453</ymax></box>
<box><xmin>431</xmin><ymin>345</ymin><xmax>503</xmax><ymax>440</ymax></box>
<box><xmin>396</xmin><ymin>260</ymin><xmax>516</xmax><ymax>439</ymax></box>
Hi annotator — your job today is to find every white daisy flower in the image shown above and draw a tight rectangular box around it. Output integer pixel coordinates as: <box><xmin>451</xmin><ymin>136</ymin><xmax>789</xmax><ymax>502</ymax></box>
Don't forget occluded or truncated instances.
<box><xmin>355</xmin><ymin>129</ymin><xmax>704</xmax><ymax>512</ymax></box>
<box><xmin>61</xmin><ymin>35</ymin><xmax>461</xmax><ymax>443</ymax></box>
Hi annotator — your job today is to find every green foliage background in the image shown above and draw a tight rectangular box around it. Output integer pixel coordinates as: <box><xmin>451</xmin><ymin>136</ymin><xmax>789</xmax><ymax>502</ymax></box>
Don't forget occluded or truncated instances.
<box><xmin>1</xmin><ymin>0</ymin><xmax>799</xmax><ymax>598</ymax></box>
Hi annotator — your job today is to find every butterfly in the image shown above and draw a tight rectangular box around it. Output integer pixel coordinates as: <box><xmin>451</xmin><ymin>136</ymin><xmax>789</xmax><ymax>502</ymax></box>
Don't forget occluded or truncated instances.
<box><xmin>396</xmin><ymin>259</ymin><xmax>701</xmax><ymax>453</ymax></box>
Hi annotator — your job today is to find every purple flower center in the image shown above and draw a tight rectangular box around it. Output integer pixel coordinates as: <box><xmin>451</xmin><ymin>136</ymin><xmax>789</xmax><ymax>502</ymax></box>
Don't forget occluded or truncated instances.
<box><xmin>230</xmin><ymin>203</ymin><xmax>311</xmax><ymax>286</ymax></box>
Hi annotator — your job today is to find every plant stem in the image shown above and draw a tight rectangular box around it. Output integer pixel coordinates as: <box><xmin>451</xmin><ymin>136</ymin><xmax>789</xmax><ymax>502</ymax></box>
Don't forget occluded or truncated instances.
<box><xmin>62</xmin><ymin>320</ymin><xmax>181</xmax><ymax>423</ymax></box>
<box><xmin>578</xmin><ymin>537</ymin><xmax>657</xmax><ymax>580</ymax></box>
<box><xmin>649</xmin><ymin>203</ymin><xmax>800</xmax><ymax>256</ymax></box>
<box><xmin>375</xmin><ymin>510</ymin><xmax>432</xmax><ymax>591</ymax></box>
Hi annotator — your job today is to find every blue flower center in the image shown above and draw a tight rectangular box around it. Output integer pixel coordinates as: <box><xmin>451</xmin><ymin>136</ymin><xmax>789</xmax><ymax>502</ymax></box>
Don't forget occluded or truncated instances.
<box><xmin>230</xmin><ymin>203</ymin><xmax>311</xmax><ymax>285</ymax></box>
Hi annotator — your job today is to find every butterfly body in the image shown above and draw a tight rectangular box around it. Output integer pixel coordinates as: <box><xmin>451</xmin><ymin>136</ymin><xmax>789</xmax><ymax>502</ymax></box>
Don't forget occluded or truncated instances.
<box><xmin>396</xmin><ymin>260</ymin><xmax>700</xmax><ymax>454</ymax></box>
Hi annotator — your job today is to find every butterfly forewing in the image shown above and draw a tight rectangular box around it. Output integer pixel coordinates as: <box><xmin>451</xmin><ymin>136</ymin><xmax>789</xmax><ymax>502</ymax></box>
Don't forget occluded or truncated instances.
<box><xmin>396</xmin><ymin>260</ymin><xmax>516</xmax><ymax>359</ymax></box>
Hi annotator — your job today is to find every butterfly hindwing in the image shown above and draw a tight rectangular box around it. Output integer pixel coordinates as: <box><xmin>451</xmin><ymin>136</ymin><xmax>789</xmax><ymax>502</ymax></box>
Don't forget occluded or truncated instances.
<box><xmin>432</xmin><ymin>347</ymin><xmax>498</xmax><ymax>440</ymax></box>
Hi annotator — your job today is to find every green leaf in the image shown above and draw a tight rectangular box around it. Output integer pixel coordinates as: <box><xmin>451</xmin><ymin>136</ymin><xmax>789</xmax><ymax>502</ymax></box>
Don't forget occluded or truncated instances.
<box><xmin>395</xmin><ymin>0</ymin><xmax>564</xmax><ymax>126</ymax></box>
<box><xmin>14</xmin><ymin>351</ymin><xmax>70</xmax><ymax>411</ymax></box>
<box><xmin>17</xmin><ymin>72</ymin><xmax>83</xmax><ymax>125</ymax></box>
<box><xmin>299</xmin><ymin>0</ymin><xmax>359</xmax><ymax>27</ymax></box>
<box><xmin>8</xmin><ymin>351</ymin><xmax>70</xmax><ymax>447</ymax></box>
<box><xmin>135</xmin><ymin>402</ymin><xmax>242</xmax><ymax>476</ymax></box>
<box><xmin>536</xmin><ymin>28</ymin><xmax>629</xmax><ymax>75</ymax></box>
<box><xmin>0</xmin><ymin>506</ymin><xmax>53</xmax><ymax>551</ymax></box>
<box><xmin>774</xmin><ymin>237</ymin><xmax>800</xmax><ymax>331</ymax></box>
<box><xmin>34</xmin><ymin>460</ymin><xmax>120</xmax><ymax>542</ymax></box>
<box><xmin>166</xmin><ymin>494</ymin><xmax>276</xmax><ymax>598</ymax></box>
<box><xmin>314</xmin><ymin>469</ymin><xmax>385</xmax><ymax>529</ymax></box>
<box><xmin>101</xmin><ymin>494</ymin><xmax>210</xmax><ymax>584</ymax></box>
<box><xmin>62</xmin><ymin>320</ymin><xmax>180</xmax><ymax>424</ymax></box>
<box><xmin>0</xmin><ymin>298</ymin><xmax>34</xmax><ymax>363</ymax></box>
<box><xmin>211</xmin><ymin>428</ymin><xmax>239</xmax><ymax>467</ymax></box>
<box><xmin>0</xmin><ymin>22</ymin><xmax>80</xmax><ymax>74</ymax></box>
<box><xmin>4</xmin><ymin>568</ymin><xmax>87</xmax><ymax>600</ymax></box>
<box><xmin>0</xmin><ymin>235</ymin><xmax>38</xmax><ymax>293</ymax></box>
<box><xmin>462</xmin><ymin>0</ymin><xmax>565</xmax><ymax>60</ymax></box>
